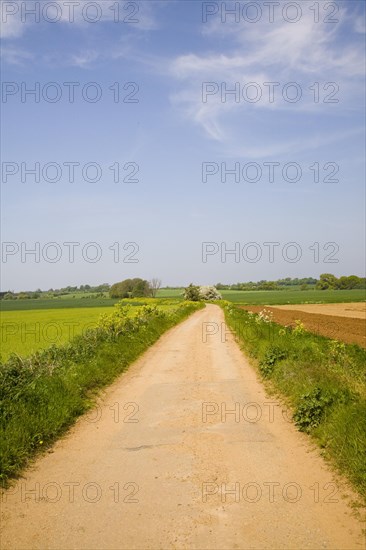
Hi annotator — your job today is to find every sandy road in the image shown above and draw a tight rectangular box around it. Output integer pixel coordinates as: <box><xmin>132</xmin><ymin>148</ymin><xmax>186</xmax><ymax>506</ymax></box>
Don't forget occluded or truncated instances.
<box><xmin>1</xmin><ymin>305</ymin><xmax>364</xmax><ymax>550</ymax></box>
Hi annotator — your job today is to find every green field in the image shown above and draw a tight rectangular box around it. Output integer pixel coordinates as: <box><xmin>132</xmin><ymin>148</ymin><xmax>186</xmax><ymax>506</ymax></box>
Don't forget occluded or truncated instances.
<box><xmin>156</xmin><ymin>288</ymin><xmax>184</xmax><ymax>299</ymax></box>
<box><xmin>1</xmin><ymin>288</ymin><xmax>364</xmax><ymax>360</ymax></box>
<box><xmin>157</xmin><ymin>288</ymin><xmax>366</xmax><ymax>304</ymax></box>
<box><xmin>220</xmin><ymin>288</ymin><xmax>366</xmax><ymax>304</ymax></box>
<box><xmin>0</xmin><ymin>307</ymin><xmax>114</xmax><ymax>361</ymax></box>
<box><xmin>2</xmin><ymin>288</ymin><xmax>365</xmax><ymax>312</ymax></box>
<box><xmin>0</xmin><ymin>299</ymin><xmax>185</xmax><ymax>360</ymax></box>
<box><xmin>0</xmin><ymin>297</ymin><xmax>118</xmax><ymax>311</ymax></box>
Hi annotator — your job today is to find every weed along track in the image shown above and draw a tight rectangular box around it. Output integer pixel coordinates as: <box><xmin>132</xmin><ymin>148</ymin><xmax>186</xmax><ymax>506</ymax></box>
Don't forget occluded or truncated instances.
<box><xmin>1</xmin><ymin>305</ymin><xmax>364</xmax><ymax>549</ymax></box>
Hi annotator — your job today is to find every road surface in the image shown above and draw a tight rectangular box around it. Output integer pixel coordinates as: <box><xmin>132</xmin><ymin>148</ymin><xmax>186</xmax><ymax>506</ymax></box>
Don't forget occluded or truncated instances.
<box><xmin>1</xmin><ymin>305</ymin><xmax>364</xmax><ymax>549</ymax></box>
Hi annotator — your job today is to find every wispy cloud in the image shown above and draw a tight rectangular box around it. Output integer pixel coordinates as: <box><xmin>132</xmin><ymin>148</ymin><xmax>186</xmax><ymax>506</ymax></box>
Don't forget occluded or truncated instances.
<box><xmin>69</xmin><ymin>50</ymin><xmax>100</xmax><ymax>68</ymax></box>
<box><xmin>168</xmin><ymin>6</ymin><xmax>365</xmax><ymax>152</ymax></box>
<box><xmin>0</xmin><ymin>47</ymin><xmax>34</xmax><ymax>66</ymax></box>
<box><xmin>225</xmin><ymin>127</ymin><xmax>365</xmax><ymax>159</ymax></box>
<box><xmin>1</xmin><ymin>0</ymin><xmax>162</xmax><ymax>66</ymax></box>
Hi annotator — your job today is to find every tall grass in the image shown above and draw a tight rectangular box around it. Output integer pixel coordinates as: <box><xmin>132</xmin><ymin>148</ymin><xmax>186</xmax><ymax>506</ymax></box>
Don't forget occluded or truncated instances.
<box><xmin>222</xmin><ymin>303</ymin><xmax>366</xmax><ymax>498</ymax></box>
<box><xmin>0</xmin><ymin>301</ymin><xmax>203</xmax><ymax>486</ymax></box>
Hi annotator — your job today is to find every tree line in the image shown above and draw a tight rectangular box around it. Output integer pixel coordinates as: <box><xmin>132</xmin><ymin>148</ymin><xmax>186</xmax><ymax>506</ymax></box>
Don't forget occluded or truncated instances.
<box><xmin>216</xmin><ymin>275</ymin><xmax>365</xmax><ymax>291</ymax></box>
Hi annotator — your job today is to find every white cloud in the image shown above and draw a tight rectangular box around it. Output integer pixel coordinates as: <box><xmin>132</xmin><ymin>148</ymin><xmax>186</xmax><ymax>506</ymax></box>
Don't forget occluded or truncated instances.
<box><xmin>0</xmin><ymin>0</ymin><xmax>160</xmax><ymax>30</ymax></box>
<box><xmin>0</xmin><ymin>3</ymin><xmax>28</xmax><ymax>38</ymax></box>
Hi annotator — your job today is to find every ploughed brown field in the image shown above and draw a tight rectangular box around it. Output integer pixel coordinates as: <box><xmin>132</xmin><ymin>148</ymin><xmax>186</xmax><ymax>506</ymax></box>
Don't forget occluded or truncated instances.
<box><xmin>240</xmin><ymin>302</ymin><xmax>366</xmax><ymax>348</ymax></box>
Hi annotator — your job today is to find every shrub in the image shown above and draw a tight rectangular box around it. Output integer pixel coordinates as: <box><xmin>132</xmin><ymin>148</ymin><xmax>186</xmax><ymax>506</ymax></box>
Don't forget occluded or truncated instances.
<box><xmin>293</xmin><ymin>387</ymin><xmax>333</xmax><ymax>433</ymax></box>
<box><xmin>259</xmin><ymin>345</ymin><xmax>287</xmax><ymax>377</ymax></box>
<box><xmin>198</xmin><ymin>286</ymin><xmax>222</xmax><ymax>301</ymax></box>
<box><xmin>183</xmin><ymin>284</ymin><xmax>201</xmax><ymax>301</ymax></box>
<box><xmin>183</xmin><ymin>285</ymin><xmax>222</xmax><ymax>301</ymax></box>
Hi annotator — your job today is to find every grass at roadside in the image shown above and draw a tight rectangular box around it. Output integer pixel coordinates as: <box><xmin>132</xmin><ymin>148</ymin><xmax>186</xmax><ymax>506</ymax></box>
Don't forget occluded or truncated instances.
<box><xmin>0</xmin><ymin>300</ymin><xmax>203</xmax><ymax>486</ymax></box>
<box><xmin>222</xmin><ymin>302</ymin><xmax>366</xmax><ymax>499</ymax></box>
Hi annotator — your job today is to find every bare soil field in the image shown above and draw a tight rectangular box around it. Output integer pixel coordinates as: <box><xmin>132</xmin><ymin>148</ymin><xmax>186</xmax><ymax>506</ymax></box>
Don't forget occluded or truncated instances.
<box><xmin>273</xmin><ymin>302</ymin><xmax>366</xmax><ymax>319</ymax></box>
<box><xmin>241</xmin><ymin>303</ymin><xmax>366</xmax><ymax>348</ymax></box>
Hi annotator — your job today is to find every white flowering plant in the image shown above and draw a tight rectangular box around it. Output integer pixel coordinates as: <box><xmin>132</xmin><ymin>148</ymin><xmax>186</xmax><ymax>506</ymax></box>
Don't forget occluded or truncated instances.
<box><xmin>198</xmin><ymin>286</ymin><xmax>222</xmax><ymax>301</ymax></box>
<box><xmin>255</xmin><ymin>308</ymin><xmax>273</xmax><ymax>324</ymax></box>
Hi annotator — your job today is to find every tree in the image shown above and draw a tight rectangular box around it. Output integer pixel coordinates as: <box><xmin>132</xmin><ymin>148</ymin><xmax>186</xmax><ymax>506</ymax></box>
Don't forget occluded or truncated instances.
<box><xmin>131</xmin><ymin>279</ymin><xmax>150</xmax><ymax>298</ymax></box>
<box><xmin>110</xmin><ymin>280</ymin><xmax>132</xmax><ymax>298</ymax></box>
<box><xmin>215</xmin><ymin>283</ymin><xmax>227</xmax><ymax>290</ymax></box>
<box><xmin>316</xmin><ymin>273</ymin><xmax>338</xmax><ymax>290</ymax></box>
<box><xmin>183</xmin><ymin>284</ymin><xmax>201</xmax><ymax>301</ymax></box>
<box><xmin>110</xmin><ymin>278</ymin><xmax>150</xmax><ymax>299</ymax></box>
<box><xmin>149</xmin><ymin>278</ymin><xmax>162</xmax><ymax>298</ymax></box>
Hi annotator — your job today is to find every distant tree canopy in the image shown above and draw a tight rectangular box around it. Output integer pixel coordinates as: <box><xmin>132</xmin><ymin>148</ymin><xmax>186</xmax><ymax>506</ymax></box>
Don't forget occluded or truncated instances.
<box><xmin>216</xmin><ymin>277</ymin><xmax>318</xmax><ymax>291</ymax></box>
<box><xmin>316</xmin><ymin>274</ymin><xmax>366</xmax><ymax>290</ymax></box>
<box><xmin>110</xmin><ymin>278</ymin><xmax>151</xmax><ymax>299</ymax></box>
<box><xmin>315</xmin><ymin>273</ymin><xmax>338</xmax><ymax>290</ymax></box>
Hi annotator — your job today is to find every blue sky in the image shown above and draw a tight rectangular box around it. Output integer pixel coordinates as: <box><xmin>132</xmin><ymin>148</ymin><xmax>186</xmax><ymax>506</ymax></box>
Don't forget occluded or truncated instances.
<box><xmin>1</xmin><ymin>0</ymin><xmax>365</xmax><ymax>291</ymax></box>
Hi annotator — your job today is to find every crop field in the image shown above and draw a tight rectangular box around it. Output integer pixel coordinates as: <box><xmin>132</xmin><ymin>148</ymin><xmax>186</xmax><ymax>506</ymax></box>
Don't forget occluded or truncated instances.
<box><xmin>0</xmin><ymin>306</ymin><xmax>114</xmax><ymax>361</ymax></box>
<box><xmin>1</xmin><ymin>289</ymin><xmax>364</xmax><ymax>361</ymax></box>
<box><xmin>159</xmin><ymin>288</ymin><xmax>366</xmax><ymax>304</ymax></box>
<box><xmin>0</xmin><ymin>297</ymin><xmax>118</xmax><ymax>311</ymax></box>
<box><xmin>0</xmin><ymin>299</ymin><xmax>185</xmax><ymax>361</ymax></box>
<box><xmin>220</xmin><ymin>288</ymin><xmax>366</xmax><ymax>304</ymax></box>
<box><xmin>2</xmin><ymin>288</ymin><xmax>364</xmax><ymax>312</ymax></box>
<box><xmin>156</xmin><ymin>288</ymin><xmax>184</xmax><ymax>299</ymax></box>
<box><xmin>1</xmin><ymin>289</ymin><xmax>364</xmax><ymax>360</ymax></box>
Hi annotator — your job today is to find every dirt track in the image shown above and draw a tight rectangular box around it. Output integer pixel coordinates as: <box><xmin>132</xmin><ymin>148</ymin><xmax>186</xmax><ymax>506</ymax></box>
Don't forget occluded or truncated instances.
<box><xmin>1</xmin><ymin>305</ymin><xmax>364</xmax><ymax>549</ymax></box>
<box><xmin>241</xmin><ymin>305</ymin><xmax>366</xmax><ymax>348</ymax></box>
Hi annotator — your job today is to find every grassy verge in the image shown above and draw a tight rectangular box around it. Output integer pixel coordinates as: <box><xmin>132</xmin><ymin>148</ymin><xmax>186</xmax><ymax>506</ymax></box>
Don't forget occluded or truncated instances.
<box><xmin>222</xmin><ymin>302</ymin><xmax>366</xmax><ymax>499</ymax></box>
<box><xmin>0</xmin><ymin>301</ymin><xmax>203</xmax><ymax>486</ymax></box>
